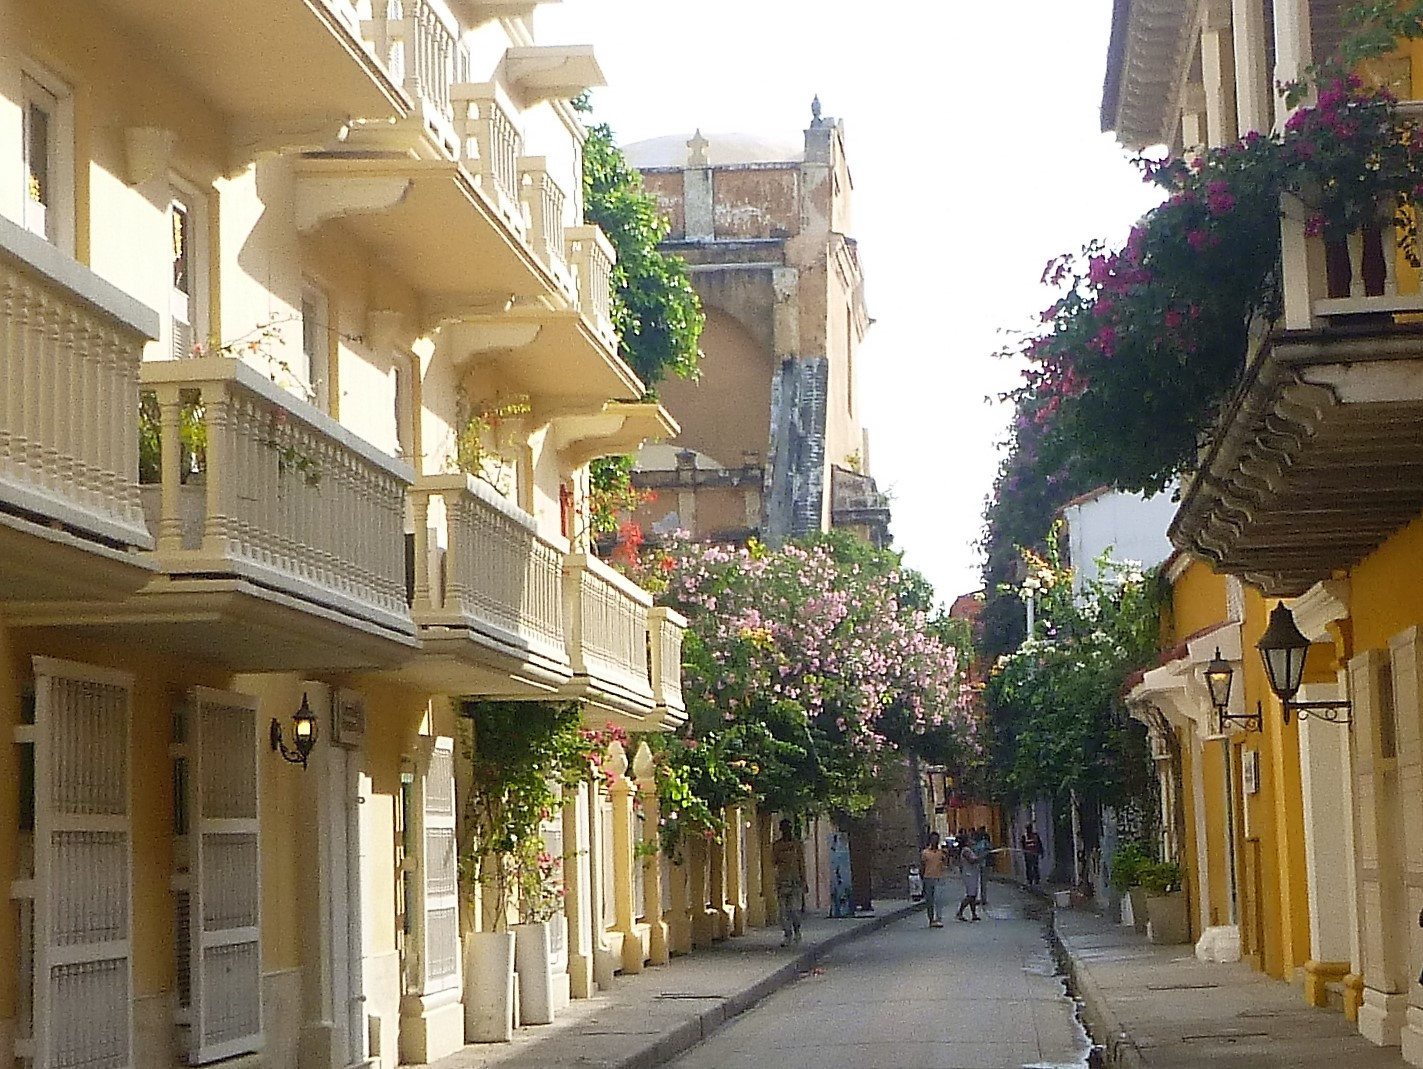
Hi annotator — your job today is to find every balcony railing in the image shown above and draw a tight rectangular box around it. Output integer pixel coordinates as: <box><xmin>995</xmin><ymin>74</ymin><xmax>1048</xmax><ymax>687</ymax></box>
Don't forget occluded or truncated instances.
<box><xmin>363</xmin><ymin>0</ymin><xmax>471</xmax><ymax>155</ymax></box>
<box><xmin>520</xmin><ymin>157</ymin><xmax>573</xmax><ymax>296</ymax></box>
<box><xmin>1281</xmin><ymin>193</ymin><xmax>1423</xmax><ymax>328</ymax></box>
<box><xmin>409</xmin><ymin>473</ymin><xmax>567</xmax><ymax>667</ymax></box>
<box><xmin>454</xmin><ymin>84</ymin><xmax>524</xmax><ymax>230</ymax></box>
<box><xmin>647</xmin><ymin>607</ymin><xmax>686</xmax><ymax>718</ymax></box>
<box><xmin>0</xmin><ymin>214</ymin><xmax>154</xmax><ymax>552</ymax></box>
<box><xmin>566</xmin><ymin>225</ymin><xmax>617</xmax><ymax>348</ymax></box>
<box><xmin>564</xmin><ymin>552</ymin><xmax>653</xmax><ymax>705</ymax></box>
<box><xmin>139</xmin><ymin>358</ymin><xmax>413</xmax><ymax>636</ymax></box>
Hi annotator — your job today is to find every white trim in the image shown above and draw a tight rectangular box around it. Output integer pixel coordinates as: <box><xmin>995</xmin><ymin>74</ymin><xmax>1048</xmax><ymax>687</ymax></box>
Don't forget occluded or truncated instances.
<box><xmin>167</xmin><ymin>177</ymin><xmax>211</xmax><ymax>363</ymax></box>
<box><xmin>19</xmin><ymin>62</ymin><xmax>75</xmax><ymax>257</ymax></box>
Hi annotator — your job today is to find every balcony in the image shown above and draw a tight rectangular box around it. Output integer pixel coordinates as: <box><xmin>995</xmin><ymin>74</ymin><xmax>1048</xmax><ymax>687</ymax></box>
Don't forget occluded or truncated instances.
<box><xmin>1171</xmin><ymin>206</ymin><xmax>1423</xmax><ymax>595</ymax></box>
<box><xmin>401</xmin><ymin>473</ymin><xmax>572</xmax><ymax>694</ymax></box>
<box><xmin>567</xmin><ymin>225</ymin><xmax>618</xmax><ymax>351</ymax></box>
<box><xmin>648</xmin><ymin>607</ymin><xmax>687</xmax><ymax>729</ymax></box>
<box><xmin>10</xmin><ymin>358</ymin><xmax>418</xmax><ymax>670</ymax></box>
<box><xmin>87</xmin><ymin>0</ymin><xmax>406</xmax><ymax>141</ymax></box>
<box><xmin>362</xmin><ymin>0</ymin><xmax>471</xmax><ymax>157</ymax></box>
<box><xmin>561</xmin><ymin>553</ymin><xmax>655</xmax><ymax>724</ymax></box>
<box><xmin>0</xmin><ymin>214</ymin><xmax>157</xmax><ymax>602</ymax></box>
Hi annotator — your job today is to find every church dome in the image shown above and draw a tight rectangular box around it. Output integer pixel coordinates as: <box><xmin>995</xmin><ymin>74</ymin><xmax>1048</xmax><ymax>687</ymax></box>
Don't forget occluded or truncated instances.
<box><xmin>622</xmin><ymin>132</ymin><xmax>803</xmax><ymax>168</ymax></box>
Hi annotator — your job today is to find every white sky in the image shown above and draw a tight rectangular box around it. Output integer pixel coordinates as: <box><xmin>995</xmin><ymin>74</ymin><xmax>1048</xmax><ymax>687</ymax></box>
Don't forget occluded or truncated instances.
<box><xmin>541</xmin><ymin>0</ymin><xmax>1165</xmax><ymax>605</ymax></box>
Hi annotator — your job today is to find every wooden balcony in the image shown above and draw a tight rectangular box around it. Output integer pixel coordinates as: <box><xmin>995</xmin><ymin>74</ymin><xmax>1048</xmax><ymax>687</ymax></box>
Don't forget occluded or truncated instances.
<box><xmin>10</xmin><ymin>358</ymin><xmax>418</xmax><ymax>670</ymax></box>
<box><xmin>648</xmin><ymin>607</ymin><xmax>687</xmax><ymax>729</ymax></box>
<box><xmin>0</xmin><ymin>214</ymin><xmax>158</xmax><ymax>602</ymax></box>
<box><xmin>561</xmin><ymin>553</ymin><xmax>655</xmax><ymax>724</ymax></box>
<box><xmin>401</xmin><ymin>474</ymin><xmax>572</xmax><ymax>694</ymax></box>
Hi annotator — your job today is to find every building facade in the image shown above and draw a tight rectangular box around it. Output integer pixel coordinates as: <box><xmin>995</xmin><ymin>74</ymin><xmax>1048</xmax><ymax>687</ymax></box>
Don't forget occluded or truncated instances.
<box><xmin>1107</xmin><ymin>2</ymin><xmax>1423</xmax><ymax>1064</ymax></box>
<box><xmin>0</xmin><ymin>2</ymin><xmax>689</xmax><ymax>1067</ymax></box>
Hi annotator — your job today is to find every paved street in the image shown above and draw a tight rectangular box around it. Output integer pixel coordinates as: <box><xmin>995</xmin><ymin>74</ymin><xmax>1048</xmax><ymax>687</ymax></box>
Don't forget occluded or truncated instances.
<box><xmin>665</xmin><ymin>883</ymin><xmax>1090</xmax><ymax>1069</ymax></box>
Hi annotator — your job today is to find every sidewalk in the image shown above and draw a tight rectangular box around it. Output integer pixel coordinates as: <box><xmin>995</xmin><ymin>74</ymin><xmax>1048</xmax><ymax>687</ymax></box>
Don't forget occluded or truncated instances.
<box><xmin>429</xmin><ymin>900</ymin><xmax>919</xmax><ymax>1069</ymax></box>
<box><xmin>1052</xmin><ymin>894</ymin><xmax>1410</xmax><ymax>1069</ymax></box>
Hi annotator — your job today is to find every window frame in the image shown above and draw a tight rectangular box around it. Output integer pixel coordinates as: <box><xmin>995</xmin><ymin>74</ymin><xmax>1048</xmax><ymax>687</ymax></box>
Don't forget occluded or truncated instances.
<box><xmin>19</xmin><ymin>63</ymin><xmax>75</xmax><ymax>255</ymax></box>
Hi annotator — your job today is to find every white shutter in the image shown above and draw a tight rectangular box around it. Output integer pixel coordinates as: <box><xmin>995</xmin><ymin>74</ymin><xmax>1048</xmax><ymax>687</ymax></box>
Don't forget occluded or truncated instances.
<box><xmin>25</xmin><ymin>656</ymin><xmax>134</xmax><ymax>1069</ymax></box>
<box><xmin>185</xmin><ymin>687</ymin><xmax>263</xmax><ymax>1064</ymax></box>
<box><xmin>408</xmin><ymin>737</ymin><xmax>460</xmax><ymax>996</ymax></box>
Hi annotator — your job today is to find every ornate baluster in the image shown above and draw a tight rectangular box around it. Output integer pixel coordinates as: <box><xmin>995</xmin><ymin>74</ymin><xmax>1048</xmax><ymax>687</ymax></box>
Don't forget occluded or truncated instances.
<box><xmin>156</xmin><ymin>383</ymin><xmax>184</xmax><ymax>554</ymax></box>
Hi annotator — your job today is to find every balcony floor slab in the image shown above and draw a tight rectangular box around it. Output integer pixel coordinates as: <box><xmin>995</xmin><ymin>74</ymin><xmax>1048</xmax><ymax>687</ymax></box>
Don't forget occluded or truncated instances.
<box><xmin>0</xmin><ymin>508</ymin><xmax>156</xmax><ymax>603</ymax></box>
<box><xmin>393</xmin><ymin>625</ymin><xmax>573</xmax><ymax>697</ymax></box>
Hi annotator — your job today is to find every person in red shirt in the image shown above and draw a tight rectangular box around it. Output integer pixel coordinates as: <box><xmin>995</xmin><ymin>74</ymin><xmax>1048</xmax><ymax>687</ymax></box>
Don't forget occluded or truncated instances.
<box><xmin>1021</xmin><ymin>824</ymin><xmax>1044</xmax><ymax>886</ymax></box>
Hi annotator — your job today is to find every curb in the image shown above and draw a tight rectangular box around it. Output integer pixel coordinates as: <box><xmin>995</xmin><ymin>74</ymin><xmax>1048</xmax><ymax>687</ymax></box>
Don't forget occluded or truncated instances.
<box><xmin>621</xmin><ymin>902</ymin><xmax>921</xmax><ymax>1069</ymax></box>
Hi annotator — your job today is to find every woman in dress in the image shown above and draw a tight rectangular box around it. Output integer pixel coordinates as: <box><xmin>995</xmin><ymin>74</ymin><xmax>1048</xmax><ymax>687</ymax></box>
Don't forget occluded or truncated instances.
<box><xmin>955</xmin><ymin>833</ymin><xmax>983</xmax><ymax>921</ymax></box>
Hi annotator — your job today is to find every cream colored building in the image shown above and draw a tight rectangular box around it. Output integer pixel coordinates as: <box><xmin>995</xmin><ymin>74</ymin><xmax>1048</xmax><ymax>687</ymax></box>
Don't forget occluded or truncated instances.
<box><xmin>0</xmin><ymin>2</ymin><xmax>688</xmax><ymax>1067</ymax></box>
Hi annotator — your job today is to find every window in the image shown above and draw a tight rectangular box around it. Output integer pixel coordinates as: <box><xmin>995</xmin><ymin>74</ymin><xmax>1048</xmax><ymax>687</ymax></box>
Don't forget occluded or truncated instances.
<box><xmin>1379</xmin><ymin>661</ymin><xmax>1398</xmax><ymax>761</ymax></box>
<box><xmin>169</xmin><ymin>184</ymin><xmax>210</xmax><ymax>361</ymax></box>
<box><xmin>300</xmin><ymin>284</ymin><xmax>332</xmax><ymax>412</ymax></box>
<box><xmin>20</xmin><ymin>68</ymin><xmax>73</xmax><ymax>252</ymax></box>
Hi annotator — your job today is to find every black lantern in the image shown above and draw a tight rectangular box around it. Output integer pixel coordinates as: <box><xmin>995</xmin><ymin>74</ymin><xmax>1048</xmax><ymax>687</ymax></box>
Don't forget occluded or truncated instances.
<box><xmin>271</xmin><ymin>693</ymin><xmax>319</xmax><ymax>768</ymax></box>
<box><xmin>1255</xmin><ymin>604</ymin><xmax>1352</xmax><ymax>726</ymax></box>
<box><xmin>1204</xmin><ymin>647</ymin><xmax>1260</xmax><ymax>732</ymax></box>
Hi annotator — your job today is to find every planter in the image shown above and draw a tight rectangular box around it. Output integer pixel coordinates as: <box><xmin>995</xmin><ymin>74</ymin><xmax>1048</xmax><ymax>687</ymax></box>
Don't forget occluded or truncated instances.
<box><xmin>1125</xmin><ymin>887</ymin><xmax>1149</xmax><ymax>935</ymax></box>
<box><xmin>1145</xmin><ymin>891</ymin><xmax>1190</xmax><ymax>945</ymax></box>
<box><xmin>1052</xmin><ymin>889</ymin><xmax>1073</xmax><ymax>908</ymax></box>
<box><xmin>463</xmin><ymin>930</ymin><xmax>516</xmax><ymax>1043</ymax></box>
<box><xmin>513</xmin><ymin>919</ymin><xmax>561</xmax><ymax>1026</ymax></box>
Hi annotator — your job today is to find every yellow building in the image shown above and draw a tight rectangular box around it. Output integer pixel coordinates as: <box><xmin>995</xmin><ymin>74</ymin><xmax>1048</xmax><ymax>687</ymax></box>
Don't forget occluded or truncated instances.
<box><xmin>1107</xmin><ymin>0</ymin><xmax>1423</xmax><ymax>1064</ymax></box>
<box><xmin>0</xmin><ymin>2</ymin><xmax>689</xmax><ymax>1067</ymax></box>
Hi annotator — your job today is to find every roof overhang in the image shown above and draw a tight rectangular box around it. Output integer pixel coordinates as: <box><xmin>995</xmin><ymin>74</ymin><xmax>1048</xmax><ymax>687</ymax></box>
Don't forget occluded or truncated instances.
<box><xmin>504</xmin><ymin>45</ymin><xmax>605</xmax><ymax>103</ymax></box>
<box><xmin>1126</xmin><ymin>620</ymin><xmax>1242</xmax><ymax>737</ymax></box>
<box><xmin>294</xmin><ymin>156</ymin><xmax>557</xmax><ymax>306</ymax></box>
<box><xmin>1102</xmin><ymin>0</ymin><xmax>1199</xmax><ymax>148</ymax></box>
<box><xmin>1171</xmin><ymin>326</ymin><xmax>1423</xmax><ymax>596</ymax></box>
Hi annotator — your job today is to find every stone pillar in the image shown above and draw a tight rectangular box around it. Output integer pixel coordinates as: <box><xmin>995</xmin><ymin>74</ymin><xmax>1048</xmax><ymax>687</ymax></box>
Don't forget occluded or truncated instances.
<box><xmin>667</xmin><ymin>854</ymin><xmax>692</xmax><ymax>954</ymax></box>
<box><xmin>759</xmin><ymin>813</ymin><xmax>779</xmax><ymax>926</ymax></box>
<box><xmin>586</xmin><ymin>777</ymin><xmax>617</xmax><ymax>991</ymax></box>
<box><xmin>688</xmin><ymin>835</ymin><xmax>715</xmax><ymax>948</ymax></box>
<box><xmin>725</xmin><ymin>805</ymin><xmax>747</xmax><ymax>936</ymax></box>
<box><xmin>744</xmin><ymin>805</ymin><xmax>767</xmax><ymax>927</ymax></box>
<box><xmin>682</xmin><ymin>130</ymin><xmax>713</xmax><ymax>240</ymax></box>
<box><xmin>634</xmin><ymin>743</ymin><xmax>669</xmax><ymax>966</ymax></box>
<box><xmin>562</xmin><ymin>782</ymin><xmax>594</xmax><ymax>999</ymax></box>
<box><xmin>708</xmin><ymin>830</ymin><xmax>730</xmax><ymax>940</ymax></box>
<box><xmin>608</xmin><ymin>741</ymin><xmax>647</xmax><ymax>975</ymax></box>
<box><xmin>1199</xmin><ymin>0</ymin><xmax>1237</xmax><ymax>148</ymax></box>
<box><xmin>1273</xmin><ymin>0</ymin><xmax>1313</xmax><ymax>122</ymax></box>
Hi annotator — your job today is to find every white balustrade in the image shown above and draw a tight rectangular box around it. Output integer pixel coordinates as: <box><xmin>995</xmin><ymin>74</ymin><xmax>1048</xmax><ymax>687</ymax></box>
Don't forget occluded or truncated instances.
<box><xmin>1281</xmin><ymin>191</ymin><xmax>1423</xmax><ymax>328</ymax></box>
<box><xmin>363</xmin><ymin>0</ymin><xmax>470</xmax><ymax>154</ymax></box>
<box><xmin>566</xmin><ymin>225</ymin><xmax>617</xmax><ymax>349</ymax></box>
<box><xmin>520</xmin><ymin>157</ymin><xmax>573</xmax><ymax>295</ymax></box>
<box><xmin>564</xmin><ymin>552</ymin><xmax>653</xmax><ymax>703</ymax></box>
<box><xmin>140</xmin><ymin>357</ymin><xmax>413</xmax><ymax>636</ymax></box>
<box><xmin>647</xmin><ymin>606</ymin><xmax>686</xmax><ymax>716</ymax></box>
<box><xmin>409</xmin><ymin>473</ymin><xmax>567</xmax><ymax>665</ymax></box>
<box><xmin>0</xmin><ymin>216</ymin><xmax>154</xmax><ymax>551</ymax></box>
<box><xmin>454</xmin><ymin>84</ymin><xmax>524</xmax><ymax>229</ymax></box>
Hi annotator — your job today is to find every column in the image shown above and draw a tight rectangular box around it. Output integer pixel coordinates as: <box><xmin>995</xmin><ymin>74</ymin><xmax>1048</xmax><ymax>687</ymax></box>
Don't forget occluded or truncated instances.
<box><xmin>744</xmin><ymin>805</ymin><xmax>767</xmax><ymax>927</ymax></box>
<box><xmin>586</xmin><ymin>777</ymin><xmax>617</xmax><ymax>991</ymax></box>
<box><xmin>607</xmin><ymin>741</ymin><xmax>648</xmax><ymax>975</ymax></box>
<box><xmin>634</xmin><ymin>744</ymin><xmax>669</xmax><ymax>965</ymax></box>
<box><xmin>1200</xmin><ymin>0</ymin><xmax>1238</xmax><ymax>147</ymax></box>
<box><xmin>709</xmin><ymin>827</ymin><xmax>730</xmax><ymax>939</ymax></box>
<box><xmin>759</xmin><ymin>813</ymin><xmax>779</xmax><ymax>925</ymax></box>
<box><xmin>725</xmin><ymin>805</ymin><xmax>747</xmax><ymax>936</ymax></box>
<box><xmin>561</xmin><ymin>783</ymin><xmax>594</xmax><ymax>999</ymax></box>
<box><xmin>666</xmin><ymin>853</ymin><xmax>693</xmax><ymax>955</ymax></box>
<box><xmin>688</xmin><ymin>835</ymin><xmax>715</xmax><ymax>948</ymax></box>
<box><xmin>1232</xmin><ymin>0</ymin><xmax>1270</xmax><ymax>134</ymax></box>
<box><xmin>1299</xmin><ymin>685</ymin><xmax>1353</xmax><ymax>1006</ymax></box>
<box><xmin>1393</xmin><ymin>631</ymin><xmax>1423</xmax><ymax>1065</ymax></box>
<box><xmin>1273</xmin><ymin>0</ymin><xmax>1314</xmax><ymax>124</ymax></box>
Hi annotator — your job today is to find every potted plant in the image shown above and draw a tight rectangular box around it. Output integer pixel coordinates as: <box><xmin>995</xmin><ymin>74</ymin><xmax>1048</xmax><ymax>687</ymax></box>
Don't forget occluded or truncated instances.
<box><xmin>511</xmin><ymin>835</ymin><xmax>567</xmax><ymax>1025</ymax></box>
<box><xmin>1109</xmin><ymin>841</ymin><xmax>1151</xmax><ymax>935</ymax></box>
<box><xmin>1139</xmin><ymin>859</ymin><xmax>1189</xmax><ymax>945</ymax></box>
<box><xmin>460</xmin><ymin>701</ymin><xmax>588</xmax><ymax>1042</ymax></box>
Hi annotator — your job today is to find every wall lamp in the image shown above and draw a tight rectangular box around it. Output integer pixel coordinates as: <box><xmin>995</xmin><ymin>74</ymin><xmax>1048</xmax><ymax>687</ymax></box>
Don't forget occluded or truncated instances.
<box><xmin>1204</xmin><ymin>647</ymin><xmax>1260</xmax><ymax>733</ymax></box>
<box><xmin>271</xmin><ymin>693</ymin><xmax>319</xmax><ymax>768</ymax></box>
<box><xmin>1256</xmin><ymin>604</ymin><xmax>1352</xmax><ymax>726</ymax></box>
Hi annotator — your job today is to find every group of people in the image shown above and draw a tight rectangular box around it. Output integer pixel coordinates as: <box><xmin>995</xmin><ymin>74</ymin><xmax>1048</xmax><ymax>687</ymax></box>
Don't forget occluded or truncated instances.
<box><xmin>919</xmin><ymin>827</ymin><xmax>993</xmax><ymax>926</ymax></box>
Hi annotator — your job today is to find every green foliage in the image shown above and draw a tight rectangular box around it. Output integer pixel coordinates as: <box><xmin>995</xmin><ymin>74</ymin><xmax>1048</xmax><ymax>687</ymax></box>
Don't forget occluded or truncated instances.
<box><xmin>1108</xmin><ymin>840</ymin><xmax>1153</xmax><ymax>893</ymax></box>
<box><xmin>459</xmin><ymin>701</ymin><xmax>591</xmax><ymax>930</ymax></box>
<box><xmin>577</xmin><ymin>97</ymin><xmax>704</xmax><ymax>388</ymax></box>
<box><xmin>589</xmin><ymin>454</ymin><xmax>649</xmax><ymax>537</ymax></box>
<box><xmin>1138</xmin><ymin>859</ymin><xmax>1184</xmax><ymax>896</ymax></box>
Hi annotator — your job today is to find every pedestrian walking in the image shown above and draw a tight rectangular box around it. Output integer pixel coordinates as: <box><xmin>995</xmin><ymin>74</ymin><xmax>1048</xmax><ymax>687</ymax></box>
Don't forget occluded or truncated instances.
<box><xmin>956</xmin><ymin>833</ymin><xmax>984</xmax><ymax>922</ymax></box>
<box><xmin>771</xmin><ymin>818</ymin><xmax>807</xmax><ymax>946</ymax></box>
<box><xmin>975</xmin><ymin>826</ymin><xmax>993</xmax><ymax>907</ymax></box>
<box><xmin>1021</xmin><ymin>823</ymin><xmax>1044</xmax><ymax>886</ymax></box>
<box><xmin>920</xmin><ymin>831</ymin><xmax>950</xmax><ymax>927</ymax></box>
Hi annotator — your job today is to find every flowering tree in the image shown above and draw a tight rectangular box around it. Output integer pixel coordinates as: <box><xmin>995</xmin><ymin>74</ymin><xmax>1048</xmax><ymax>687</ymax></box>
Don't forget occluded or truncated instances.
<box><xmin>639</xmin><ymin>532</ymin><xmax>984</xmax><ymax>821</ymax></box>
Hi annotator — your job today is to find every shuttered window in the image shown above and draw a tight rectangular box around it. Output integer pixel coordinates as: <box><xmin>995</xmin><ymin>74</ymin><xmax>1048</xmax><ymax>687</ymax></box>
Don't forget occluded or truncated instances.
<box><xmin>16</xmin><ymin>657</ymin><xmax>134</xmax><ymax>1069</ymax></box>
<box><xmin>171</xmin><ymin>688</ymin><xmax>263</xmax><ymax>1065</ymax></box>
<box><xmin>406</xmin><ymin>737</ymin><xmax>461</xmax><ymax>996</ymax></box>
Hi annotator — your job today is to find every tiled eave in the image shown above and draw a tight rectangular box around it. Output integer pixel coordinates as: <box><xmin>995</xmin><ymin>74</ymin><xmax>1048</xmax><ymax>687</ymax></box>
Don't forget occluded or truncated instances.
<box><xmin>1102</xmin><ymin>0</ymin><xmax>1199</xmax><ymax>148</ymax></box>
<box><xmin>1171</xmin><ymin>326</ymin><xmax>1423</xmax><ymax>596</ymax></box>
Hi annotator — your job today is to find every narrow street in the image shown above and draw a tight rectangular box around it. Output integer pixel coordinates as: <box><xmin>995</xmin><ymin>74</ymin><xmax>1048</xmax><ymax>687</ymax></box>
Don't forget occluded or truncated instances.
<box><xmin>666</xmin><ymin>883</ymin><xmax>1091</xmax><ymax>1069</ymax></box>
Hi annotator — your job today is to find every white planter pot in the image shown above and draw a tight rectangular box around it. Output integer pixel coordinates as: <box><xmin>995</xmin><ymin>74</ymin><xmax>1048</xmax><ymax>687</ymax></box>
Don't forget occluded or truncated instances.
<box><xmin>513</xmin><ymin>920</ymin><xmax>557</xmax><ymax>1025</ymax></box>
<box><xmin>464</xmin><ymin>930</ymin><xmax>516</xmax><ymax>1043</ymax></box>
